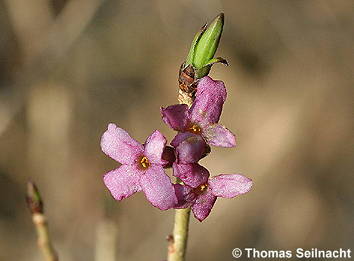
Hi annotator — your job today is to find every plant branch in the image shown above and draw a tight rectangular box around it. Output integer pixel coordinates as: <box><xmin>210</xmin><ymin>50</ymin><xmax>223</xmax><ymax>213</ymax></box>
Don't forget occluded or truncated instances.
<box><xmin>167</xmin><ymin>207</ymin><xmax>191</xmax><ymax>261</ymax></box>
<box><xmin>167</xmin><ymin>81</ymin><xmax>194</xmax><ymax>261</ymax></box>
<box><xmin>26</xmin><ymin>182</ymin><xmax>58</xmax><ymax>261</ymax></box>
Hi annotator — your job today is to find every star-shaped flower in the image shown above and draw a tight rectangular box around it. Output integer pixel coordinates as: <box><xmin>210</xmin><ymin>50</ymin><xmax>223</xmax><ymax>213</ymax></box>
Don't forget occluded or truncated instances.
<box><xmin>101</xmin><ymin>123</ymin><xmax>177</xmax><ymax>210</ymax></box>
<box><xmin>174</xmin><ymin>173</ymin><xmax>252</xmax><ymax>221</ymax></box>
<box><xmin>161</xmin><ymin>76</ymin><xmax>236</xmax><ymax>148</ymax></box>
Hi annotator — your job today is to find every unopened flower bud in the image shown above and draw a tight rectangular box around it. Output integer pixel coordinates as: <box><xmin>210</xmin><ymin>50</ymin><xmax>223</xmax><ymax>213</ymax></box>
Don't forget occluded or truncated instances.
<box><xmin>26</xmin><ymin>181</ymin><xmax>44</xmax><ymax>214</ymax></box>
<box><xmin>162</xmin><ymin>146</ymin><xmax>176</xmax><ymax>168</ymax></box>
<box><xmin>180</xmin><ymin>13</ymin><xmax>227</xmax><ymax>94</ymax></box>
<box><xmin>186</xmin><ymin>13</ymin><xmax>227</xmax><ymax>78</ymax></box>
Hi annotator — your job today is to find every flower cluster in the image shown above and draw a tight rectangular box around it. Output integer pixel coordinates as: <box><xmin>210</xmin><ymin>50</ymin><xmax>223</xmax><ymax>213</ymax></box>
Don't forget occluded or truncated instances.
<box><xmin>101</xmin><ymin>76</ymin><xmax>252</xmax><ymax>221</ymax></box>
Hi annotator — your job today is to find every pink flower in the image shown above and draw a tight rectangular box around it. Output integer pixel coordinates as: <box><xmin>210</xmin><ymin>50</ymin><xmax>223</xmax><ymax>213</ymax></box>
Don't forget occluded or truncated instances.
<box><xmin>101</xmin><ymin>123</ymin><xmax>177</xmax><ymax>210</ymax></box>
<box><xmin>161</xmin><ymin>76</ymin><xmax>236</xmax><ymax>148</ymax></box>
<box><xmin>174</xmin><ymin>174</ymin><xmax>252</xmax><ymax>221</ymax></box>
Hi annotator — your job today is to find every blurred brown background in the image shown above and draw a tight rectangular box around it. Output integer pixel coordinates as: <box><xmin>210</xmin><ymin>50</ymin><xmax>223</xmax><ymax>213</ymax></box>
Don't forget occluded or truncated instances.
<box><xmin>0</xmin><ymin>0</ymin><xmax>353</xmax><ymax>260</ymax></box>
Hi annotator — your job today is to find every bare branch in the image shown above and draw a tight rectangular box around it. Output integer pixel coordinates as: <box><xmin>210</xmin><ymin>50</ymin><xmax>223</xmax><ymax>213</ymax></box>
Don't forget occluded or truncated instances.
<box><xmin>26</xmin><ymin>182</ymin><xmax>58</xmax><ymax>261</ymax></box>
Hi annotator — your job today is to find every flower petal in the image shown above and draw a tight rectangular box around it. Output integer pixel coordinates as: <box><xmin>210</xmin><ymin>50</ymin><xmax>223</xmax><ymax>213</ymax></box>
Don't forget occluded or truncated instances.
<box><xmin>189</xmin><ymin>76</ymin><xmax>227</xmax><ymax>127</ymax></box>
<box><xmin>173</xmin><ymin>184</ymin><xmax>196</xmax><ymax>209</ymax></box>
<box><xmin>170</xmin><ymin>132</ymin><xmax>195</xmax><ymax>148</ymax></box>
<box><xmin>175</xmin><ymin>134</ymin><xmax>209</xmax><ymax>164</ymax></box>
<box><xmin>103</xmin><ymin>164</ymin><xmax>142</xmax><ymax>200</ymax></box>
<box><xmin>209</xmin><ymin>174</ymin><xmax>252</xmax><ymax>198</ymax></box>
<box><xmin>140</xmin><ymin>165</ymin><xmax>177</xmax><ymax>210</ymax></box>
<box><xmin>172</xmin><ymin>163</ymin><xmax>210</xmax><ymax>188</ymax></box>
<box><xmin>191</xmin><ymin>189</ymin><xmax>217</xmax><ymax>221</ymax></box>
<box><xmin>203</xmin><ymin>124</ymin><xmax>236</xmax><ymax>147</ymax></box>
<box><xmin>101</xmin><ymin>123</ymin><xmax>144</xmax><ymax>164</ymax></box>
<box><xmin>161</xmin><ymin>104</ymin><xmax>189</xmax><ymax>131</ymax></box>
<box><xmin>144</xmin><ymin>130</ymin><xmax>167</xmax><ymax>165</ymax></box>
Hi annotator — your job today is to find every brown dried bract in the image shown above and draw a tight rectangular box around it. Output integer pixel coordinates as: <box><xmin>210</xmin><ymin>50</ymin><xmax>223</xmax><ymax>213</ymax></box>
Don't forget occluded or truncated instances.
<box><xmin>178</xmin><ymin>63</ymin><xmax>198</xmax><ymax>95</ymax></box>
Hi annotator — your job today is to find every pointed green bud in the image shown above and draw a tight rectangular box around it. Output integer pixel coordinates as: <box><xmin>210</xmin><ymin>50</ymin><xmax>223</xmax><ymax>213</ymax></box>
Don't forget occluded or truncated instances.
<box><xmin>184</xmin><ymin>13</ymin><xmax>227</xmax><ymax>79</ymax></box>
<box><xmin>26</xmin><ymin>181</ymin><xmax>44</xmax><ymax>214</ymax></box>
<box><xmin>179</xmin><ymin>13</ymin><xmax>227</xmax><ymax>95</ymax></box>
<box><xmin>193</xmin><ymin>13</ymin><xmax>224</xmax><ymax>69</ymax></box>
<box><xmin>185</xmin><ymin>24</ymin><xmax>207</xmax><ymax>66</ymax></box>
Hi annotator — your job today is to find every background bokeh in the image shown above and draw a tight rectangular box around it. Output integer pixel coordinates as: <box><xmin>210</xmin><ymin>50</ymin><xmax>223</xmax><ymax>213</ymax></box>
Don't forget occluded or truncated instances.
<box><xmin>0</xmin><ymin>1</ymin><xmax>353</xmax><ymax>260</ymax></box>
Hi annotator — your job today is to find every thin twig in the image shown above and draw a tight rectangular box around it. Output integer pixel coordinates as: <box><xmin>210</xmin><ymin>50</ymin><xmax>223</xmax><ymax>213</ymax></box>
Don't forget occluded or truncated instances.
<box><xmin>32</xmin><ymin>214</ymin><xmax>59</xmax><ymax>261</ymax></box>
<box><xmin>26</xmin><ymin>182</ymin><xmax>58</xmax><ymax>261</ymax></box>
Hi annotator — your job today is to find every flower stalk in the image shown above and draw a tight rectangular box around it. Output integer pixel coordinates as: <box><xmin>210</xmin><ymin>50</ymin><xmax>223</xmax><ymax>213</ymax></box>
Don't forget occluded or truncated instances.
<box><xmin>26</xmin><ymin>182</ymin><xmax>58</xmax><ymax>261</ymax></box>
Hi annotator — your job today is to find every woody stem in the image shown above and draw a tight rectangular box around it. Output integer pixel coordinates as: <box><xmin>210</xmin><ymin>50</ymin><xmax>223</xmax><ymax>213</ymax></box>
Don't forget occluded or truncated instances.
<box><xmin>32</xmin><ymin>213</ymin><xmax>59</xmax><ymax>261</ymax></box>
<box><xmin>167</xmin><ymin>207</ymin><xmax>191</xmax><ymax>261</ymax></box>
<box><xmin>26</xmin><ymin>182</ymin><xmax>58</xmax><ymax>261</ymax></box>
<box><xmin>168</xmin><ymin>89</ymin><xmax>194</xmax><ymax>261</ymax></box>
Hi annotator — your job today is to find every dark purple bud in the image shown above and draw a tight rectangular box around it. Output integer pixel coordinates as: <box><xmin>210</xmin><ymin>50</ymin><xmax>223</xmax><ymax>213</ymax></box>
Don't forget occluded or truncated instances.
<box><xmin>162</xmin><ymin>146</ymin><xmax>176</xmax><ymax>168</ymax></box>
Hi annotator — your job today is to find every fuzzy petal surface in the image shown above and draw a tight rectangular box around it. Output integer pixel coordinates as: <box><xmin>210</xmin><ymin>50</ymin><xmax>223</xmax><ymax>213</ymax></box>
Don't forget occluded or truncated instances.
<box><xmin>170</xmin><ymin>132</ymin><xmax>195</xmax><ymax>148</ymax></box>
<box><xmin>140</xmin><ymin>165</ymin><xmax>177</xmax><ymax>210</ymax></box>
<box><xmin>101</xmin><ymin>123</ymin><xmax>144</xmax><ymax>164</ymax></box>
<box><xmin>189</xmin><ymin>76</ymin><xmax>227</xmax><ymax>127</ymax></box>
<box><xmin>203</xmin><ymin>124</ymin><xmax>236</xmax><ymax>147</ymax></box>
<box><xmin>161</xmin><ymin>104</ymin><xmax>189</xmax><ymax>131</ymax></box>
<box><xmin>175</xmin><ymin>134</ymin><xmax>208</xmax><ymax>164</ymax></box>
<box><xmin>173</xmin><ymin>163</ymin><xmax>210</xmax><ymax>188</ymax></box>
<box><xmin>144</xmin><ymin>130</ymin><xmax>168</xmax><ymax>165</ymax></box>
<box><xmin>209</xmin><ymin>174</ymin><xmax>253</xmax><ymax>198</ymax></box>
<box><xmin>173</xmin><ymin>184</ymin><xmax>196</xmax><ymax>209</ymax></box>
<box><xmin>191</xmin><ymin>189</ymin><xmax>217</xmax><ymax>221</ymax></box>
<box><xmin>103</xmin><ymin>164</ymin><xmax>142</xmax><ymax>200</ymax></box>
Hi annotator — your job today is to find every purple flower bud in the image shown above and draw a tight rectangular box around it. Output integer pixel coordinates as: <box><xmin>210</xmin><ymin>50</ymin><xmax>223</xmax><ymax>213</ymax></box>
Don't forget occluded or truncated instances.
<box><xmin>170</xmin><ymin>132</ymin><xmax>211</xmax><ymax>190</ymax></box>
<box><xmin>162</xmin><ymin>146</ymin><xmax>176</xmax><ymax>168</ymax></box>
<box><xmin>173</xmin><ymin>133</ymin><xmax>209</xmax><ymax>164</ymax></box>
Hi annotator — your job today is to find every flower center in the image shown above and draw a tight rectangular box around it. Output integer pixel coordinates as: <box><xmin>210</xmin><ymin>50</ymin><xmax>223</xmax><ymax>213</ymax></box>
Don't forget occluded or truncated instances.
<box><xmin>139</xmin><ymin>156</ymin><xmax>150</xmax><ymax>169</ymax></box>
<box><xmin>194</xmin><ymin>183</ymin><xmax>208</xmax><ymax>195</ymax></box>
<box><xmin>187</xmin><ymin>124</ymin><xmax>202</xmax><ymax>134</ymax></box>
